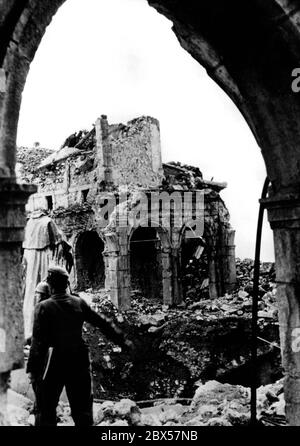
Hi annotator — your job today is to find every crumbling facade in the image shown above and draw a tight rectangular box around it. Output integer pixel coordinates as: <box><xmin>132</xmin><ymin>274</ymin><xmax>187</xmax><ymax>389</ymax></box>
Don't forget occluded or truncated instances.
<box><xmin>18</xmin><ymin>115</ymin><xmax>236</xmax><ymax>310</ymax></box>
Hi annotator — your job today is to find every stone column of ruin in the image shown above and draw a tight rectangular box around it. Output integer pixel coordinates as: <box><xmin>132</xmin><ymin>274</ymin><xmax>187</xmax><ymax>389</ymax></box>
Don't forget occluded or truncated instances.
<box><xmin>206</xmin><ymin>235</ymin><xmax>219</xmax><ymax>299</ymax></box>
<box><xmin>95</xmin><ymin>115</ymin><xmax>113</xmax><ymax>185</ymax></box>
<box><xmin>104</xmin><ymin>230</ymin><xmax>131</xmax><ymax>310</ymax></box>
<box><xmin>208</xmin><ymin>257</ymin><xmax>219</xmax><ymax>299</ymax></box>
<box><xmin>265</xmin><ymin>193</ymin><xmax>300</xmax><ymax>425</ymax></box>
<box><xmin>171</xmin><ymin>247</ymin><xmax>183</xmax><ymax>306</ymax></box>
<box><xmin>220</xmin><ymin>229</ymin><xmax>237</xmax><ymax>294</ymax></box>
<box><xmin>0</xmin><ymin>183</ymin><xmax>36</xmax><ymax>424</ymax></box>
<box><xmin>161</xmin><ymin>247</ymin><xmax>173</xmax><ymax>306</ymax></box>
<box><xmin>207</xmin><ymin>229</ymin><xmax>236</xmax><ymax>299</ymax></box>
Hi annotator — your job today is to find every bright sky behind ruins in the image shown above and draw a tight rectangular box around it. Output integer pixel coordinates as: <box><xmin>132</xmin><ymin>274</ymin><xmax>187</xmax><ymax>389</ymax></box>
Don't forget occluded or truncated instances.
<box><xmin>17</xmin><ymin>0</ymin><xmax>274</xmax><ymax>261</ymax></box>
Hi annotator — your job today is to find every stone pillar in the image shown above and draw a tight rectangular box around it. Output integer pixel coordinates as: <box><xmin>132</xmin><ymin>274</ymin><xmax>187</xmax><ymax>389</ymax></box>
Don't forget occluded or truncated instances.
<box><xmin>206</xmin><ymin>235</ymin><xmax>219</xmax><ymax>299</ymax></box>
<box><xmin>171</xmin><ymin>247</ymin><xmax>183</xmax><ymax>305</ymax></box>
<box><xmin>95</xmin><ymin>115</ymin><xmax>113</xmax><ymax>185</ymax></box>
<box><xmin>154</xmin><ymin>240</ymin><xmax>162</xmax><ymax>300</ymax></box>
<box><xmin>0</xmin><ymin>182</ymin><xmax>36</xmax><ymax>425</ymax></box>
<box><xmin>149</xmin><ymin>118</ymin><xmax>163</xmax><ymax>177</ymax></box>
<box><xmin>264</xmin><ymin>191</ymin><xmax>300</xmax><ymax>425</ymax></box>
<box><xmin>219</xmin><ymin>229</ymin><xmax>237</xmax><ymax>294</ymax></box>
<box><xmin>207</xmin><ymin>230</ymin><xmax>235</xmax><ymax>299</ymax></box>
<box><xmin>161</xmin><ymin>247</ymin><xmax>173</xmax><ymax>306</ymax></box>
<box><xmin>208</xmin><ymin>254</ymin><xmax>219</xmax><ymax>299</ymax></box>
<box><xmin>104</xmin><ymin>230</ymin><xmax>130</xmax><ymax>310</ymax></box>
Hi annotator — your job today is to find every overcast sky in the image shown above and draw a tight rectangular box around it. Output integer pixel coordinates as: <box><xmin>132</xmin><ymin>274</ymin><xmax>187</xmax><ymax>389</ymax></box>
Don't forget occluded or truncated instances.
<box><xmin>17</xmin><ymin>0</ymin><xmax>274</xmax><ymax>261</ymax></box>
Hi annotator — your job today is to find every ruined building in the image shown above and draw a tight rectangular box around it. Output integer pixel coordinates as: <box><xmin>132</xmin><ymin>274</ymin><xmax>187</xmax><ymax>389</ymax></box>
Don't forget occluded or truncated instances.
<box><xmin>17</xmin><ymin>115</ymin><xmax>236</xmax><ymax>309</ymax></box>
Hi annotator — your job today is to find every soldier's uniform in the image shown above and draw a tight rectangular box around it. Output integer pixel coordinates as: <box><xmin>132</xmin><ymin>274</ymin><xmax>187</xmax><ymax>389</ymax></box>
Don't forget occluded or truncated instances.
<box><xmin>27</xmin><ymin>267</ymin><xmax>132</xmax><ymax>426</ymax></box>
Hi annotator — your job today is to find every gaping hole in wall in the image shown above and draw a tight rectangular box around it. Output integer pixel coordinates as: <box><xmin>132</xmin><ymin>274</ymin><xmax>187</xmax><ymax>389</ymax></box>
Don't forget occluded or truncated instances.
<box><xmin>46</xmin><ymin>195</ymin><xmax>53</xmax><ymax>211</ymax></box>
<box><xmin>130</xmin><ymin>227</ymin><xmax>163</xmax><ymax>301</ymax></box>
<box><xmin>75</xmin><ymin>231</ymin><xmax>105</xmax><ymax>291</ymax></box>
<box><xmin>81</xmin><ymin>189</ymin><xmax>89</xmax><ymax>203</ymax></box>
<box><xmin>181</xmin><ymin>227</ymin><xmax>209</xmax><ymax>301</ymax></box>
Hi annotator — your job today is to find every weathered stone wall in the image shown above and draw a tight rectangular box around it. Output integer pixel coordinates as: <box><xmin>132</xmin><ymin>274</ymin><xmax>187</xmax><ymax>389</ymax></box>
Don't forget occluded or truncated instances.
<box><xmin>52</xmin><ymin>205</ymin><xmax>95</xmax><ymax>239</ymax></box>
<box><xmin>109</xmin><ymin>116</ymin><xmax>163</xmax><ymax>188</ymax></box>
<box><xmin>25</xmin><ymin>152</ymin><xmax>96</xmax><ymax>212</ymax></box>
<box><xmin>203</xmin><ymin>192</ymin><xmax>237</xmax><ymax>297</ymax></box>
<box><xmin>19</xmin><ymin>116</ymin><xmax>164</xmax><ymax>212</ymax></box>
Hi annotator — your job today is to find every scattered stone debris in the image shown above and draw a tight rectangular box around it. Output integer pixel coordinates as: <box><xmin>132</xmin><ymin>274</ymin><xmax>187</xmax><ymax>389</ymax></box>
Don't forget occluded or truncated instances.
<box><xmin>182</xmin><ymin>257</ymin><xmax>277</xmax><ymax>319</ymax></box>
<box><xmin>9</xmin><ymin>379</ymin><xmax>286</xmax><ymax>426</ymax></box>
<box><xmin>17</xmin><ymin>146</ymin><xmax>55</xmax><ymax>183</ymax></box>
<box><xmin>78</xmin><ymin>258</ymin><xmax>280</xmax><ymax>403</ymax></box>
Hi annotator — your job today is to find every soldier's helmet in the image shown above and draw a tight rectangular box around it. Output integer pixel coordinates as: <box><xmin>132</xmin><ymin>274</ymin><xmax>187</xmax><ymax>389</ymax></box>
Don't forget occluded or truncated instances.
<box><xmin>47</xmin><ymin>266</ymin><xmax>69</xmax><ymax>290</ymax></box>
<box><xmin>35</xmin><ymin>281</ymin><xmax>50</xmax><ymax>295</ymax></box>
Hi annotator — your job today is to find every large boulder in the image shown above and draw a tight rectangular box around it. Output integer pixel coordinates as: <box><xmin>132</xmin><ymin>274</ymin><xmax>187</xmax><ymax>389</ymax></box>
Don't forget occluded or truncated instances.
<box><xmin>114</xmin><ymin>399</ymin><xmax>141</xmax><ymax>425</ymax></box>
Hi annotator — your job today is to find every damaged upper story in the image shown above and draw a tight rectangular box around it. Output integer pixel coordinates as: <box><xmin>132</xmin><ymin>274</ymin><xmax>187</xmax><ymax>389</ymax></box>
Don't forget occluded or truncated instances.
<box><xmin>18</xmin><ymin>115</ymin><xmax>164</xmax><ymax>206</ymax></box>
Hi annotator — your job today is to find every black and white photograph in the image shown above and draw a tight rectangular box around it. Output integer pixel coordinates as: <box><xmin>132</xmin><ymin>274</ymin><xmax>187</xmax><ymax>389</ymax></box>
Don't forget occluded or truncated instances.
<box><xmin>0</xmin><ymin>0</ymin><xmax>299</xmax><ymax>430</ymax></box>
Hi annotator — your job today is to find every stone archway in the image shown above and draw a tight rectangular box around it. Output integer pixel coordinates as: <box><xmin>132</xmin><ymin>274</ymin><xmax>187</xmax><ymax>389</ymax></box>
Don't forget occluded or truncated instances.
<box><xmin>2</xmin><ymin>0</ymin><xmax>300</xmax><ymax>424</ymax></box>
<box><xmin>130</xmin><ymin>226</ymin><xmax>163</xmax><ymax>301</ymax></box>
<box><xmin>128</xmin><ymin>220</ymin><xmax>172</xmax><ymax>306</ymax></box>
<box><xmin>75</xmin><ymin>231</ymin><xmax>105</xmax><ymax>291</ymax></box>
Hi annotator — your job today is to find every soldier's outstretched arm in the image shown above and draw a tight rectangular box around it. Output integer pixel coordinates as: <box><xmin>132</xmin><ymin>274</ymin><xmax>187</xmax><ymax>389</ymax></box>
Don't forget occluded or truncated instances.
<box><xmin>81</xmin><ymin>299</ymin><xmax>133</xmax><ymax>351</ymax></box>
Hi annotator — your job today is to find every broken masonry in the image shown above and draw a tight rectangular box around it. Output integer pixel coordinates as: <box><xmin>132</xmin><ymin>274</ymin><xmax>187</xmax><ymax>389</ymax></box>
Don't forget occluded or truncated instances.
<box><xmin>17</xmin><ymin>115</ymin><xmax>236</xmax><ymax>310</ymax></box>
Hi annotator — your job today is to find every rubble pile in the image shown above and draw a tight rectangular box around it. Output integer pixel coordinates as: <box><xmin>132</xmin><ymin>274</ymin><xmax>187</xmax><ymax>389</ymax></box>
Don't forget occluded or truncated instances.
<box><xmin>36</xmin><ymin>159</ymin><xmax>68</xmax><ymax>187</ymax></box>
<box><xmin>180</xmin><ymin>378</ymin><xmax>286</xmax><ymax>426</ymax></box>
<box><xmin>80</xmin><ymin>257</ymin><xmax>281</xmax><ymax>403</ymax></box>
<box><xmin>236</xmin><ymin>258</ymin><xmax>276</xmax><ymax>293</ymax></box>
<box><xmin>162</xmin><ymin>161</ymin><xmax>229</xmax><ymax>194</ymax></box>
<box><xmin>186</xmin><ymin>286</ymin><xmax>277</xmax><ymax>321</ymax></box>
<box><xmin>14</xmin><ymin>257</ymin><xmax>273</xmax><ymax>407</ymax></box>
<box><xmin>184</xmin><ymin>258</ymin><xmax>277</xmax><ymax>319</ymax></box>
<box><xmin>181</xmin><ymin>254</ymin><xmax>210</xmax><ymax>303</ymax></box>
<box><xmin>127</xmin><ymin>258</ymin><xmax>278</xmax><ymax>324</ymax></box>
<box><xmin>169</xmin><ymin>162</ymin><xmax>203</xmax><ymax>180</ymax></box>
<box><xmin>162</xmin><ymin>162</ymin><xmax>203</xmax><ymax>190</ymax></box>
<box><xmin>256</xmin><ymin>379</ymin><xmax>286</xmax><ymax>426</ymax></box>
<box><xmin>17</xmin><ymin>146</ymin><xmax>55</xmax><ymax>183</ymax></box>
<box><xmin>83</xmin><ymin>292</ymin><xmax>192</xmax><ymax>402</ymax></box>
<box><xmin>8</xmin><ymin>379</ymin><xmax>286</xmax><ymax>426</ymax></box>
<box><xmin>52</xmin><ymin>203</ymin><xmax>93</xmax><ymax>219</ymax></box>
<box><xmin>9</xmin><ymin>257</ymin><xmax>283</xmax><ymax>426</ymax></box>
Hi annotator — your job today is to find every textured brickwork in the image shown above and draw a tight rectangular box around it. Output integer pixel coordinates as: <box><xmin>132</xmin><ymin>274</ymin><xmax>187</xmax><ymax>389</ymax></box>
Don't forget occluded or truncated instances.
<box><xmin>110</xmin><ymin>116</ymin><xmax>163</xmax><ymax>187</ymax></box>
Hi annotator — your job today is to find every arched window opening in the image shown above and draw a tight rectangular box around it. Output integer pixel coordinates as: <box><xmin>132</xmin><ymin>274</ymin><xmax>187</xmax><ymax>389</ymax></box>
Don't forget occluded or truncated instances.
<box><xmin>75</xmin><ymin>231</ymin><xmax>105</xmax><ymax>291</ymax></box>
<box><xmin>130</xmin><ymin>226</ymin><xmax>163</xmax><ymax>301</ymax></box>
